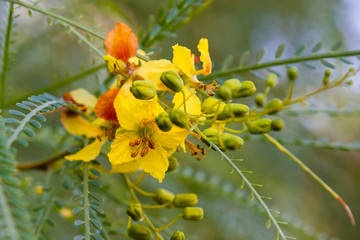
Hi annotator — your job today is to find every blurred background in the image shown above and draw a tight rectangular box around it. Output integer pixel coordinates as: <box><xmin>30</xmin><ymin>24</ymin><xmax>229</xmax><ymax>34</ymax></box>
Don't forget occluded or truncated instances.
<box><xmin>1</xmin><ymin>0</ymin><xmax>360</xmax><ymax>239</ymax></box>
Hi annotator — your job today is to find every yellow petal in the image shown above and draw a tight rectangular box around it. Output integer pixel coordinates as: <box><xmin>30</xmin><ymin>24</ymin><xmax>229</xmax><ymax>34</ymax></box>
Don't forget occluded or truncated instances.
<box><xmin>173</xmin><ymin>86</ymin><xmax>201</xmax><ymax>115</ymax></box>
<box><xmin>60</xmin><ymin>112</ymin><xmax>102</xmax><ymax>138</ymax></box>
<box><xmin>196</xmin><ymin>38</ymin><xmax>212</xmax><ymax>75</ymax></box>
<box><xmin>128</xmin><ymin>49</ymin><xmax>147</xmax><ymax>65</ymax></box>
<box><xmin>108</xmin><ymin>131</ymin><xmax>138</xmax><ymax>165</ymax></box>
<box><xmin>70</xmin><ymin>88</ymin><xmax>98</xmax><ymax>111</ymax></box>
<box><xmin>110</xmin><ymin>161</ymin><xmax>140</xmax><ymax>173</ymax></box>
<box><xmin>138</xmin><ymin>140</ymin><xmax>168</xmax><ymax>182</ymax></box>
<box><xmin>172</xmin><ymin>44</ymin><xmax>196</xmax><ymax>77</ymax></box>
<box><xmin>153</xmin><ymin>125</ymin><xmax>188</xmax><ymax>151</ymax></box>
<box><xmin>136</xmin><ymin>59</ymin><xmax>179</xmax><ymax>91</ymax></box>
<box><xmin>114</xmin><ymin>94</ymin><xmax>163</xmax><ymax>130</ymax></box>
<box><xmin>103</xmin><ymin>54</ymin><xmax>126</xmax><ymax>74</ymax></box>
<box><xmin>118</xmin><ymin>79</ymin><xmax>133</xmax><ymax>98</ymax></box>
<box><xmin>65</xmin><ymin>137</ymin><xmax>107</xmax><ymax>162</ymax></box>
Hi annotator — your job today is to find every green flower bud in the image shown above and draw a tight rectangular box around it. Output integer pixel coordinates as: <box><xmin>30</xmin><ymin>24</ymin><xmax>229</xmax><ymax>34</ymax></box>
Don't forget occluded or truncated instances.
<box><xmin>322</xmin><ymin>76</ymin><xmax>330</xmax><ymax>86</ymax></box>
<box><xmin>182</xmin><ymin>207</ymin><xmax>204</xmax><ymax>221</ymax></box>
<box><xmin>248</xmin><ymin>119</ymin><xmax>272</xmax><ymax>134</ymax></box>
<box><xmin>169</xmin><ymin>109</ymin><xmax>189</xmax><ymax>129</ymax></box>
<box><xmin>160</xmin><ymin>71</ymin><xmax>184</xmax><ymax>92</ymax></box>
<box><xmin>153</xmin><ymin>188</ymin><xmax>175</xmax><ymax>205</ymax></box>
<box><xmin>170</xmin><ymin>231</ymin><xmax>185</xmax><ymax>240</ymax></box>
<box><xmin>217</xmin><ymin>85</ymin><xmax>232</xmax><ymax>101</ymax></box>
<box><xmin>264</xmin><ymin>98</ymin><xmax>283</xmax><ymax>114</ymax></box>
<box><xmin>287</xmin><ymin>67</ymin><xmax>298</xmax><ymax>81</ymax></box>
<box><xmin>222</xmin><ymin>103</ymin><xmax>249</xmax><ymax>118</ymax></box>
<box><xmin>324</xmin><ymin>68</ymin><xmax>331</xmax><ymax>77</ymax></box>
<box><xmin>201</xmin><ymin>98</ymin><xmax>225</xmax><ymax>114</ymax></box>
<box><xmin>130</xmin><ymin>80</ymin><xmax>156</xmax><ymax>100</ymax></box>
<box><xmin>347</xmin><ymin>80</ymin><xmax>354</xmax><ymax>85</ymax></box>
<box><xmin>221</xmin><ymin>133</ymin><xmax>244</xmax><ymax>150</ymax></box>
<box><xmin>223</xmin><ymin>78</ymin><xmax>242</xmax><ymax>92</ymax></box>
<box><xmin>128</xmin><ymin>224</ymin><xmax>152</xmax><ymax>240</ymax></box>
<box><xmin>126</xmin><ymin>203</ymin><xmax>144</xmax><ymax>222</ymax></box>
<box><xmin>255</xmin><ymin>93</ymin><xmax>266</xmax><ymax>107</ymax></box>
<box><xmin>173</xmin><ymin>193</ymin><xmax>198</xmax><ymax>208</ymax></box>
<box><xmin>232</xmin><ymin>81</ymin><xmax>256</xmax><ymax>98</ymax></box>
<box><xmin>265</xmin><ymin>73</ymin><xmax>278</xmax><ymax>87</ymax></box>
<box><xmin>271</xmin><ymin>119</ymin><xmax>284</xmax><ymax>131</ymax></box>
<box><xmin>155</xmin><ymin>112</ymin><xmax>173</xmax><ymax>132</ymax></box>
<box><xmin>201</xmin><ymin>127</ymin><xmax>219</xmax><ymax>146</ymax></box>
<box><xmin>167</xmin><ymin>156</ymin><xmax>178</xmax><ymax>172</ymax></box>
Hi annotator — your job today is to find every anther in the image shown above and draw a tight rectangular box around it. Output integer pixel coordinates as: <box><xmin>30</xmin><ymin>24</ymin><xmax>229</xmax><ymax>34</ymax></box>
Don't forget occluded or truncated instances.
<box><xmin>135</xmin><ymin>138</ymin><xmax>142</xmax><ymax>145</ymax></box>
<box><xmin>141</xmin><ymin>147</ymin><xmax>149</xmax><ymax>157</ymax></box>
<box><xmin>148</xmin><ymin>139</ymin><xmax>155</xmax><ymax>149</ymax></box>
<box><xmin>131</xmin><ymin>150</ymin><xmax>139</xmax><ymax>158</ymax></box>
<box><xmin>129</xmin><ymin>140</ymin><xmax>137</xmax><ymax>146</ymax></box>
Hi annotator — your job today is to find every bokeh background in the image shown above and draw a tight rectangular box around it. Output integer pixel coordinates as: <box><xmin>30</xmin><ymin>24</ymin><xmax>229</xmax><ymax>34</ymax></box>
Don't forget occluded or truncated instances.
<box><xmin>1</xmin><ymin>0</ymin><xmax>360</xmax><ymax>239</ymax></box>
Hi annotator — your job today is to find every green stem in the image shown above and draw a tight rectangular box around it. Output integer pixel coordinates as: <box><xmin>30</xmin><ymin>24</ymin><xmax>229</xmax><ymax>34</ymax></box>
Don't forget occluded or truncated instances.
<box><xmin>34</xmin><ymin>163</ymin><xmax>70</xmax><ymax>238</ymax></box>
<box><xmin>263</xmin><ymin>133</ymin><xmax>355</xmax><ymax>226</ymax></box>
<box><xmin>0</xmin><ymin>3</ymin><xmax>14</xmax><ymax>109</ymax></box>
<box><xmin>83</xmin><ymin>163</ymin><xmax>91</xmax><ymax>240</ymax></box>
<box><xmin>199</xmin><ymin>50</ymin><xmax>360</xmax><ymax>81</ymax></box>
<box><xmin>195</xmin><ymin>127</ymin><xmax>288</xmax><ymax>240</ymax></box>
<box><xmin>3</xmin><ymin>64</ymin><xmax>105</xmax><ymax>108</ymax></box>
<box><xmin>156</xmin><ymin>214</ymin><xmax>183</xmax><ymax>232</ymax></box>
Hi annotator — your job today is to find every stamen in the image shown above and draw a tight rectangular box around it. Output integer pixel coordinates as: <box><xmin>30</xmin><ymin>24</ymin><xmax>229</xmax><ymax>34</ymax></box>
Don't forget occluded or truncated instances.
<box><xmin>129</xmin><ymin>140</ymin><xmax>137</xmax><ymax>146</ymax></box>
<box><xmin>148</xmin><ymin>139</ymin><xmax>155</xmax><ymax>149</ymax></box>
<box><xmin>131</xmin><ymin>149</ymin><xmax>139</xmax><ymax>158</ymax></box>
<box><xmin>135</xmin><ymin>138</ymin><xmax>142</xmax><ymax>145</ymax></box>
<box><xmin>141</xmin><ymin>146</ymin><xmax>149</xmax><ymax>157</ymax></box>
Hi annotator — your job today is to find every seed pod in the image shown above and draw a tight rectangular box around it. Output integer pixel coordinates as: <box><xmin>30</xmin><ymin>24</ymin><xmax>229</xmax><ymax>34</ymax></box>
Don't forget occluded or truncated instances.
<box><xmin>155</xmin><ymin>112</ymin><xmax>173</xmax><ymax>132</ymax></box>
<box><xmin>222</xmin><ymin>103</ymin><xmax>249</xmax><ymax>118</ymax></box>
<box><xmin>126</xmin><ymin>203</ymin><xmax>144</xmax><ymax>222</ymax></box>
<box><xmin>173</xmin><ymin>193</ymin><xmax>198</xmax><ymax>208</ymax></box>
<box><xmin>153</xmin><ymin>188</ymin><xmax>175</xmax><ymax>205</ymax></box>
<box><xmin>264</xmin><ymin>98</ymin><xmax>283</xmax><ymax>114</ymax></box>
<box><xmin>265</xmin><ymin>73</ymin><xmax>278</xmax><ymax>87</ymax></box>
<box><xmin>169</xmin><ymin>109</ymin><xmax>189</xmax><ymax>129</ymax></box>
<box><xmin>271</xmin><ymin>119</ymin><xmax>284</xmax><ymax>131</ymax></box>
<box><xmin>232</xmin><ymin>81</ymin><xmax>256</xmax><ymax>98</ymax></box>
<box><xmin>130</xmin><ymin>80</ymin><xmax>156</xmax><ymax>100</ymax></box>
<box><xmin>223</xmin><ymin>78</ymin><xmax>242</xmax><ymax>92</ymax></box>
<box><xmin>201</xmin><ymin>98</ymin><xmax>225</xmax><ymax>114</ymax></box>
<box><xmin>170</xmin><ymin>231</ymin><xmax>185</xmax><ymax>240</ymax></box>
<box><xmin>182</xmin><ymin>207</ymin><xmax>204</xmax><ymax>221</ymax></box>
<box><xmin>217</xmin><ymin>85</ymin><xmax>232</xmax><ymax>101</ymax></box>
<box><xmin>127</xmin><ymin>224</ymin><xmax>152</xmax><ymax>240</ymax></box>
<box><xmin>248</xmin><ymin>119</ymin><xmax>272</xmax><ymax>134</ymax></box>
<box><xmin>160</xmin><ymin>70</ymin><xmax>184</xmax><ymax>92</ymax></box>
<box><xmin>255</xmin><ymin>93</ymin><xmax>266</xmax><ymax>107</ymax></box>
<box><xmin>167</xmin><ymin>156</ymin><xmax>179</xmax><ymax>172</ymax></box>
<box><xmin>221</xmin><ymin>133</ymin><xmax>244</xmax><ymax>150</ymax></box>
<box><xmin>287</xmin><ymin>66</ymin><xmax>298</xmax><ymax>81</ymax></box>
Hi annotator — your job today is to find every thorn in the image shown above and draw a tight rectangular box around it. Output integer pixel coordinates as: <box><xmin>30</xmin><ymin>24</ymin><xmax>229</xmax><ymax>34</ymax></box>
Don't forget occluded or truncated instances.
<box><xmin>337</xmin><ymin>196</ymin><xmax>356</xmax><ymax>226</ymax></box>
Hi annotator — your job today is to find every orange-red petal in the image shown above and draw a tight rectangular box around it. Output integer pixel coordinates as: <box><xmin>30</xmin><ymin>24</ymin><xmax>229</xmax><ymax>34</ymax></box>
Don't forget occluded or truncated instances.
<box><xmin>104</xmin><ymin>22</ymin><xmax>138</xmax><ymax>62</ymax></box>
<box><xmin>95</xmin><ymin>88</ymin><xmax>120</xmax><ymax>122</ymax></box>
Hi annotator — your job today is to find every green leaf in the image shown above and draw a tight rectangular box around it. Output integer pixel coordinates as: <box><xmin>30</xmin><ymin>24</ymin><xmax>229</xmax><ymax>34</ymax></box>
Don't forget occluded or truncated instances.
<box><xmin>89</xmin><ymin>192</ymin><xmax>103</xmax><ymax>203</ymax></box>
<box><xmin>294</xmin><ymin>44</ymin><xmax>306</xmax><ymax>56</ymax></box>
<box><xmin>74</xmin><ymin>235</ymin><xmax>84</xmax><ymax>240</ymax></box>
<box><xmin>91</xmin><ymin>233</ymin><xmax>104</xmax><ymax>240</ymax></box>
<box><xmin>8</xmin><ymin>110</ymin><xmax>25</xmax><ymax>117</ymax></box>
<box><xmin>320</xmin><ymin>59</ymin><xmax>335</xmax><ymax>69</ymax></box>
<box><xmin>71</xmin><ymin>194</ymin><xmax>84</xmax><ymax>202</ymax></box>
<box><xmin>16</xmin><ymin>137</ymin><xmax>28</xmax><ymax>147</ymax></box>
<box><xmin>34</xmin><ymin>114</ymin><xmax>46</xmax><ymax>122</ymax></box>
<box><xmin>46</xmin><ymin>218</ymin><xmax>56</xmax><ymax>227</ymax></box>
<box><xmin>256</xmin><ymin>48</ymin><xmax>266</xmax><ymax>62</ymax></box>
<box><xmin>4</xmin><ymin>118</ymin><xmax>20</xmax><ymax>124</ymax></box>
<box><xmin>331</xmin><ymin>41</ymin><xmax>342</xmax><ymax>51</ymax></box>
<box><xmin>90</xmin><ymin>204</ymin><xmax>104</xmax><ymax>214</ymax></box>
<box><xmin>89</xmin><ymin>180</ymin><xmax>101</xmax><ymax>188</ymax></box>
<box><xmin>22</xmin><ymin>101</ymin><xmax>37</xmax><ymax>107</ymax></box>
<box><xmin>72</xmin><ymin>207</ymin><xmax>83</xmax><ymax>215</ymax></box>
<box><xmin>89</xmin><ymin>168</ymin><xmax>101</xmax><ymax>177</ymax></box>
<box><xmin>16</xmin><ymin>103</ymin><xmax>31</xmax><ymax>111</ymax></box>
<box><xmin>239</xmin><ymin>51</ymin><xmax>251</xmax><ymax>66</ymax></box>
<box><xmin>90</xmin><ymin>218</ymin><xmax>102</xmax><ymax>230</ymax></box>
<box><xmin>23</xmin><ymin>128</ymin><xmax>35</xmax><ymax>137</ymax></box>
<box><xmin>74</xmin><ymin>220</ymin><xmax>84</xmax><ymax>226</ymax></box>
<box><xmin>29</xmin><ymin>119</ymin><xmax>41</xmax><ymax>129</ymax></box>
<box><xmin>312</xmin><ymin>42</ymin><xmax>322</xmax><ymax>53</ymax></box>
<box><xmin>275</xmin><ymin>43</ymin><xmax>285</xmax><ymax>59</ymax></box>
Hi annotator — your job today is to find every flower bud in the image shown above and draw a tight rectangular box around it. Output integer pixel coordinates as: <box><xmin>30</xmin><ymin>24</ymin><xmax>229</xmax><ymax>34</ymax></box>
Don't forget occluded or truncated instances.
<box><xmin>223</xmin><ymin>78</ymin><xmax>242</xmax><ymax>92</ymax></box>
<box><xmin>222</xmin><ymin>103</ymin><xmax>249</xmax><ymax>118</ymax></box>
<box><xmin>182</xmin><ymin>207</ymin><xmax>204</xmax><ymax>221</ymax></box>
<box><xmin>324</xmin><ymin>68</ymin><xmax>331</xmax><ymax>77</ymax></box>
<box><xmin>170</xmin><ymin>231</ymin><xmax>185</xmax><ymax>240</ymax></box>
<box><xmin>153</xmin><ymin>188</ymin><xmax>175</xmax><ymax>205</ymax></box>
<box><xmin>248</xmin><ymin>119</ymin><xmax>272</xmax><ymax>134</ymax></box>
<box><xmin>130</xmin><ymin>80</ymin><xmax>156</xmax><ymax>100</ymax></box>
<box><xmin>271</xmin><ymin>119</ymin><xmax>284</xmax><ymax>131</ymax></box>
<box><xmin>264</xmin><ymin>98</ymin><xmax>283</xmax><ymax>114</ymax></box>
<box><xmin>217</xmin><ymin>85</ymin><xmax>232</xmax><ymax>101</ymax></box>
<box><xmin>169</xmin><ymin>109</ymin><xmax>189</xmax><ymax>129</ymax></box>
<box><xmin>201</xmin><ymin>98</ymin><xmax>225</xmax><ymax>114</ymax></box>
<box><xmin>265</xmin><ymin>73</ymin><xmax>278</xmax><ymax>87</ymax></box>
<box><xmin>287</xmin><ymin>67</ymin><xmax>298</xmax><ymax>81</ymax></box>
<box><xmin>173</xmin><ymin>193</ymin><xmax>198</xmax><ymax>208</ymax></box>
<box><xmin>160</xmin><ymin>71</ymin><xmax>184</xmax><ymax>92</ymax></box>
<box><xmin>201</xmin><ymin>127</ymin><xmax>219</xmax><ymax>146</ymax></box>
<box><xmin>155</xmin><ymin>112</ymin><xmax>173</xmax><ymax>132</ymax></box>
<box><xmin>167</xmin><ymin>156</ymin><xmax>178</xmax><ymax>172</ymax></box>
<box><xmin>232</xmin><ymin>81</ymin><xmax>256</xmax><ymax>98</ymax></box>
<box><xmin>128</xmin><ymin>224</ymin><xmax>152</xmax><ymax>240</ymax></box>
<box><xmin>126</xmin><ymin>203</ymin><xmax>144</xmax><ymax>222</ymax></box>
<box><xmin>221</xmin><ymin>133</ymin><xmax>244</xmax><ymax>150</ymax></box>
<box><xmin>255</xmin><ymin>93</ymin><xmax>266</xmax><ymax>107</ymax></box>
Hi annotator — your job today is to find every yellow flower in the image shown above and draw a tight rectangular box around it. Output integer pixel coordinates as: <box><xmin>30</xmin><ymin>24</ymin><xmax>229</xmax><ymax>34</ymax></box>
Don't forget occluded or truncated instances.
<box><xmin>108</xmin><ymin>95</ymin><xmax>188</xmax><ymax>182</ymax></box>
<box><xmin>172</xmin><ymin>38</ymin><xmax>212</xmax><ymax>78</ymax></box>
